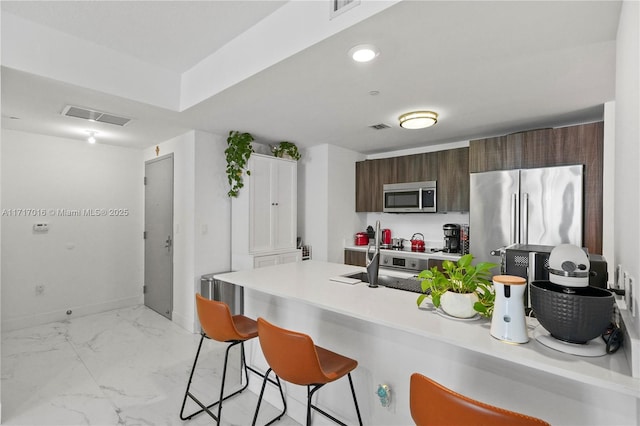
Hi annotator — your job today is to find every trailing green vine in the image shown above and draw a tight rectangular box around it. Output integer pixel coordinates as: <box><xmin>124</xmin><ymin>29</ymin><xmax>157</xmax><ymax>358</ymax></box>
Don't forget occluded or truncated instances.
<box><xmin>225</xmin><ymin>131</ymin><xmax>254</xmax><ymax>197</ymax></box>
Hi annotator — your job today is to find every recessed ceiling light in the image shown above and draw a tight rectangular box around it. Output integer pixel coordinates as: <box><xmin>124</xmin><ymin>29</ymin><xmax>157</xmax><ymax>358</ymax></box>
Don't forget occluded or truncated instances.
<box><xmin>349</xmin><ymin>44</ymin><xmax>380</xmax><ymax>62</ymax></box>
<box><xmin>87</xmin><ymin>131</ymin><xmax>97</xmax><ymax>144</ymax></box>
<box><xmin>399</xmin><ymin>111</ymin><xmax>439</xmax><ymax>129</ymax></box>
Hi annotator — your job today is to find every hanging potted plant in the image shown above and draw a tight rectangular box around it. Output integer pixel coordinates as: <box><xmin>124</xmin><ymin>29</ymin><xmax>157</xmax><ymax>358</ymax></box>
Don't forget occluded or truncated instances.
<box><xmin>225</xmin><ymin>130</ymin><xmax>254</xmax><ymax>197</ymax></box>
<box><xmin>272</xmin><ymin>141</ymin><xmax>301</xmax><ymax>160</ymax></box>
<box><xmin>416</xmin><ymin>254</ymin><xmax>497</xmax><ymax>319</ymax></box>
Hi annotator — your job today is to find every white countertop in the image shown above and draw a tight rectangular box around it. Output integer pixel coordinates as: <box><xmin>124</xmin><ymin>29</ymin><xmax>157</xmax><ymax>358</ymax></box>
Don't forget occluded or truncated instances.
<box><xmin>215</xmin><ymin>260</ymin><xmax>639</xmax><ymax>399</ymax></box>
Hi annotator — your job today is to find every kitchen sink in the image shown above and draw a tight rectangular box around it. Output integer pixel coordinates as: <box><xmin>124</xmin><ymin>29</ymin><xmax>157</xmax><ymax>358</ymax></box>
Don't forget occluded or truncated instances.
<box><xmin>343</xmin><ymin>272</ymin><xmax>427</xmax><ymax>294</ymax></box>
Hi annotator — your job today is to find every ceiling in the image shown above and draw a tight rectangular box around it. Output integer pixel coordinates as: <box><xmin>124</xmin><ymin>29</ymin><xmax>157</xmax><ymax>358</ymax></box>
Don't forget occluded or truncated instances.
<box><xmin>1</xmin><ymin>1</ymin><xmax>622</xmax><ymax>155</ymax></box>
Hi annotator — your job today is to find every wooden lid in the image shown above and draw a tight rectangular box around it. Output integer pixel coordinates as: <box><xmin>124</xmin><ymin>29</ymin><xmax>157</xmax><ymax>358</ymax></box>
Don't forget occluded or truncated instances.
<box><xmin>492</xmin><ymin>275</ymin><xmax>527</xmax><ymax>285</ymax></box>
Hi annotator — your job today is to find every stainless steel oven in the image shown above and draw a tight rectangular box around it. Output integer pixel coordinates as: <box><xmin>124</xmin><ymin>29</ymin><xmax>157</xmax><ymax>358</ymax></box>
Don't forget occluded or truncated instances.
<box><xmin>383</xmin><ymin>181</ymin><xmax>437</xmax><ymax>213</ymax></box>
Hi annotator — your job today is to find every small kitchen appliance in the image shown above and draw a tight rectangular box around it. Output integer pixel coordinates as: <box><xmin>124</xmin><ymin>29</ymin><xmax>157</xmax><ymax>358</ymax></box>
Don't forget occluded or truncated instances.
<box><xmin>382</xmin><ymin>229</ymin><xmax>392</xmax><ymax>248</ymax></box>
<box><xmin>490</xmin><ymin>275</ymin><xmax>529</xmax><ymax>344</ymax></box>
<box><xmin>530</xmin><ymin>244</ymin><xmax>615</xmax><ymax>357</ymax></box>
<box><xmin>355</xmin><ymin>232</ymin><xmax>369</xmax><ymax>246</ymax></box>
<box><xmin>443</xmin><ymin>224</ymin><xmax>460</xmax><ymax>253</ymax></box>
<box><xmin>383</xmin><ymin>181</ymin><xmax>437</xmax><ymax>213</ymax></box>
<box><xmin>391</xmin><ymin>238</ymin><xmax>405</xmax><ymax>250</ymax></box>
<box><xmin>409</xmin><ymin>233</ymin><xmax>426</xmax><ymax>252</ymax></box>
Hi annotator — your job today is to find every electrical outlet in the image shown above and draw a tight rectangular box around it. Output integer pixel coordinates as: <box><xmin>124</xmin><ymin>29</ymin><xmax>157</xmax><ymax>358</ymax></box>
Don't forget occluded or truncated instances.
<box><xmin>35</xmin><ymin>284</ymin><xmax>44</xmax><ymax>295</ymax></box>
<box><xmin>616</xmin><ymin>264</ymin><xmax>623</xmax><ymax>289</ymax></box>
<box><xmin>624</xmin><ymin>271</ymin><xmax>631</xmax><ymax>310</ymax></box>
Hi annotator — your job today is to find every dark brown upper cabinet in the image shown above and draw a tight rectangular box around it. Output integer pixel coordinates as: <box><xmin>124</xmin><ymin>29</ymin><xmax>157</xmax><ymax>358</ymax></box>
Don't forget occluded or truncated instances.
<box><xmin>437</xmin><ymin>148</ymin><xmax>469</xmax><ymax>212</ymax></box>
<box><xmin>355</xmin><ymin>148</ymin><xmax>469</xmax><ymax>213</ymax></box>
<box><xmin>469</xmin><ymin>132</ymin><xmax>524</xmax><ymax>173</ymax></box>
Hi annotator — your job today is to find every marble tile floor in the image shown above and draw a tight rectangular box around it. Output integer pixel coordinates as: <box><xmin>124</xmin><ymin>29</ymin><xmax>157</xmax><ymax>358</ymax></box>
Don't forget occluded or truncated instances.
<box><xmin>1</xmin><ymin>305</ymin><xmax>299</xmax><ymax>426</ymax></box>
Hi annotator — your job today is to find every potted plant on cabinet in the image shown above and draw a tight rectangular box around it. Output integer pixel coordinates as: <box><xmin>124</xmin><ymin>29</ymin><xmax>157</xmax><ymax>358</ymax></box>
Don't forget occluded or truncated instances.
<box><xmin>225</xmin><ymin>131</ymin><xmax>254</xmax><ymax>197</ymax></box>
<box><xmin>416</xmin><ymin>254</ymin><xmax>497</xmax><ymax>318</ymax></box>
<box><xmin>272</xmin><ymin>141</ymin><xmax>301</xmax><ymax>160</ymax></box>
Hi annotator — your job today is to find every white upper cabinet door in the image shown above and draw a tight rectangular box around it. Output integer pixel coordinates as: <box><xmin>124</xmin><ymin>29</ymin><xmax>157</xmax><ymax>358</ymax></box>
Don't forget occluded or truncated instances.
<box><xmin>272</xmin><ymin>158</ymin><xmax>297</xmax><ymax>250</ymax></box>
<box><xmin>249</xmin><ymin>155</ymin><xmax>273</xmax><ymax>252</ymax></box>
<box><xmin>248</xmin><ymin>155</ymin><xmax>297</xmax><ymax>253</ymax></box>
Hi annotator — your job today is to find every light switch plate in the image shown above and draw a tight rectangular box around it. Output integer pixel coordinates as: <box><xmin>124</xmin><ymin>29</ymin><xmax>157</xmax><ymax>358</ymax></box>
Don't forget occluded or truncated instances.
<box><xmin>624</xmin><ymin>271</ymin><xmax>631</xmax><ymax>311</ymax></box>
<box><xmin>33</xmin><ymin>223</ymin><xmax>49</xmax><ymax>233</ymax></box>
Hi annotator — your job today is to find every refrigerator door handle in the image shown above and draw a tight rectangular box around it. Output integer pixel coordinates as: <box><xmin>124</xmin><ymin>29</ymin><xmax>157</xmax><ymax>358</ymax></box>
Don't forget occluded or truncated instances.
<box><xmin>510</xmin><ymin>193</ymin><xmax>518</xmax><ymax>244</ymax></box>
<box><xmin>521</xmin><ymin>192</ymin><xmax>529</xmax><ymax>244</ymax></box>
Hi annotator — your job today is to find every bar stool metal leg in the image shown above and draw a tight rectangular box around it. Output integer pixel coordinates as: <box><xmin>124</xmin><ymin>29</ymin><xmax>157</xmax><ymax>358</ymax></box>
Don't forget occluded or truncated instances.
<box><xmin>307</xmin><ymin>375</ymin><xmax>362</xmax><ymax>426</ymax></box>
<box><xmin>252</xmin><ymin>368</ymin><xmax>287</xmax><ymax>426</ymax></box>
<box><xmin>179</xmin><ymin>334</ymin><xmax>250</xmax><ymax>424</ymax></box>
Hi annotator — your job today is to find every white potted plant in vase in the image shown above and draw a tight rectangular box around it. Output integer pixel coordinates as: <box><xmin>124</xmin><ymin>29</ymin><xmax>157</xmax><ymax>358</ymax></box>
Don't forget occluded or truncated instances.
<box><xmin>416</xmin><ymin>254</ymin><xmax>497</xmax><ymax>319</ymax></box>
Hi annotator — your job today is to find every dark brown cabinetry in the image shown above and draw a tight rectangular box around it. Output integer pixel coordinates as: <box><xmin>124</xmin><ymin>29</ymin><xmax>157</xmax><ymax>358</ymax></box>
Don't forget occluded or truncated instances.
<box><xmin>437</xmin><ymin>148</ymin><xmax>469</xmax><ymax>212</ymax></box>
<box><xmin>469</xmin><ymin>133</ymin><xmax>524</xmax><ymax>173</ymax></box>
<box><xmin>355</xmin><ymin>159</ymin><xmax>389</xmax><ymax>212</ymax></box>
<box><xmin>344</xmin><ymin>249</ymin><xmax>366</xmax><ymax>267</ymax></box>
<box><xmin>355</xmin><ymin>148</ymin><xmax>468</xmax><ymax>213</ymax></box>
<box><xmin>469</xmin><ymin>122</ymin><xmax>603</xmax><ymax>254</ymax></box>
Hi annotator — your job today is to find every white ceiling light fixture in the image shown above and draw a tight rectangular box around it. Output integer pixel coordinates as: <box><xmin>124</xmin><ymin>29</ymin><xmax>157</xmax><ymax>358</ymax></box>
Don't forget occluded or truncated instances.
<box><xmin>87</xmin><ymin>131</ymin><xmax>97</xmax><ymax>144</ymax></box>
<box><xmin>349</xmin><ymin>44</ymin><xmax>379</xmax><ymax>63</ymax></box>
<box><xmin>399</xmin><ymin>111</ymin><xmax>439</xmax><ymax>129</ymax></box>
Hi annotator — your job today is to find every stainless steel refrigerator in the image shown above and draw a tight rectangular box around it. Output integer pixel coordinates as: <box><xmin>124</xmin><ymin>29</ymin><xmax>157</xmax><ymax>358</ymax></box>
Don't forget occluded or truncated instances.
<box><xmin>469</xmin><ymin>165</ymin><xmax>583</xmax><ymax>267</ymax></box>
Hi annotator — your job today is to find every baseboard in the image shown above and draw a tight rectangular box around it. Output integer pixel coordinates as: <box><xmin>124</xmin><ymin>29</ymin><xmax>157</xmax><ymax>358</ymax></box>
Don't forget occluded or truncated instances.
<box><xmin>1</xmin><ymin>296</ymin><xmax>143</xmax><ymax>332</ymax></box>
<box><xmin>171</xmin><ymin>309</ymin><xmax>197</xmax><ymax>333</ymax></box>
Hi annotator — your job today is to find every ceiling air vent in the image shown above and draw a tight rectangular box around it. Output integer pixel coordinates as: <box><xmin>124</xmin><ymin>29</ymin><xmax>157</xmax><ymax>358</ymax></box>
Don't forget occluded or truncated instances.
<box><xmin>369</xmin><ymin>123</ymin><xmax>391</xmax><ymax>130</ymax></box>
<box><xmin>61</xmin><ymin>105</ymin><xmax>132</xmax><ymax>127</ymax></box>
<box><xmin>330</xmin><ymin>0</ymin><xmax>360</xmax><ymax>19</ymax></box>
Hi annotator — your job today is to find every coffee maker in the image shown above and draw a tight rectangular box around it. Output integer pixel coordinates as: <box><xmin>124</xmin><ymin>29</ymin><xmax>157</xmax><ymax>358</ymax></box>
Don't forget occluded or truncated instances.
<box><xmin>443</xmin><ymin>224</ymin><xmax>460</xmax><ymax>253</ymax></box>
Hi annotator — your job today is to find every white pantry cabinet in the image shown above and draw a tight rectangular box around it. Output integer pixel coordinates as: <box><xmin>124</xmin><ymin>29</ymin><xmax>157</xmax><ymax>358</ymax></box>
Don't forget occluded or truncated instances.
<box><xmin>232</xmin><ymin>154</ymin><xmax>299</xmax><ymax>270</ymax></box>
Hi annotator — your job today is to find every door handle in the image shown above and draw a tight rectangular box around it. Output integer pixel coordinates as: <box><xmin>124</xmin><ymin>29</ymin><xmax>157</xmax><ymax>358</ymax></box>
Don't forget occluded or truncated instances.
<box><xmin>521</xmin><ymin>193</ymin><xmax>529</xmax><ymax>245</ymax></box>
<box><xmin>510</xmin><ymin>193</ymin><xmax>518</xmax><ymax>244</ymax></box>
<box><xmin>164</xmin><ymin>235</ymin><xmax>172</xmax><ymax>251</ymax></box>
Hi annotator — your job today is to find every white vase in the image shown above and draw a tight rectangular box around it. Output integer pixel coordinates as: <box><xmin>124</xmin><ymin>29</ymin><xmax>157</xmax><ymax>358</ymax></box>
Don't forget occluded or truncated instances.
<box><xmin>440</xmin><ymin>291</ymin><xmax>479</xmax><ymax>318</ymax></box>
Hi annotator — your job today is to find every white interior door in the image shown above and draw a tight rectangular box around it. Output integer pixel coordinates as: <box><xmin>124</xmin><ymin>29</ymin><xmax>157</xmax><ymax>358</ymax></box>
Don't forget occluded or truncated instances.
<box><xmin>144</xmin><ymin>154</ymin><xmax>174</xmax><ymax>319</ymax></box>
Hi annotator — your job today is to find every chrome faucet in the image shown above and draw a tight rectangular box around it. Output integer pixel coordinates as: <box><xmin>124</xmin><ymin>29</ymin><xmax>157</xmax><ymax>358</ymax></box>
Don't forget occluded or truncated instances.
<box><xmin>366</xmin><ymin>220</ymin><xmax>381</xmax><ymax>288</ymax></box>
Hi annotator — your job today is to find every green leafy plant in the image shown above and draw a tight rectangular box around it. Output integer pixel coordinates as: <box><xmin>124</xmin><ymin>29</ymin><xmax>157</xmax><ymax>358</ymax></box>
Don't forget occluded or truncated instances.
<box><xmin>225</xmin><ymin>131</ymin><xmax>254</xmax><ymax>197</ymax></box>
<box><xmin>416</xmin><ymin>254</ymin><xmax>497</xmax><ymax>317</ymax></box>
<box><xmin>272</xmin><ymin>141</ymin><xmax>301</xmax><ymax>160</ymax></box>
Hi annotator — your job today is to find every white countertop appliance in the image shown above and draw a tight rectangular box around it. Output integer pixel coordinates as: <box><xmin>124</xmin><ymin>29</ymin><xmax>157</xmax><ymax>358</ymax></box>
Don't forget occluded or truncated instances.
<box><xmin>491</xmin><ymin>275</ymin><xmax>529</xmax><ymax>344</ymax></box>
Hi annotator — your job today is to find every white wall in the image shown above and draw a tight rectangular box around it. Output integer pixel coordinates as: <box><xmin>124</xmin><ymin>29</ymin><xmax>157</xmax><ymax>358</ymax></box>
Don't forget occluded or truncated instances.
<box><xmin>299</xmin><ymin>144</ymin><xmax>365</xmax><ymax>263</ymax></box>
<box><xmin>193</xmin><ymin>130</ymin><xmax>232</xmax><ymax>312</ymax></box>
<box><xmin>327</xmin><ymin>145</ymin><xmax>367</xmax><ymax>262</ymax></box>
<box><xmin>614</xmin><ymin>1</ymin><xmax>640</xmax><ymax>335</ymax></box>
<box><xmin>1</xmin><ymin>129</ymin><xmax>143</xmax><ymax>330</ymax></box>
<box><xmin>143</xmin><ymin>130</ymin><xmax>230</xmax><ymax>333</ymax></box>
<box><xmin>299</xmin><ymin>145</ymin><xmax>329</xmax><ymax>261</ymax></box>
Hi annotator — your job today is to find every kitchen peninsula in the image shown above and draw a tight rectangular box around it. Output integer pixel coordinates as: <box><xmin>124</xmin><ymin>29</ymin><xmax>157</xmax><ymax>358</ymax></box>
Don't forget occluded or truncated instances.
<box><xmin>215</xmin><ymin>261</ymin><xmax>639</xmax><ymax>425</ymax></box>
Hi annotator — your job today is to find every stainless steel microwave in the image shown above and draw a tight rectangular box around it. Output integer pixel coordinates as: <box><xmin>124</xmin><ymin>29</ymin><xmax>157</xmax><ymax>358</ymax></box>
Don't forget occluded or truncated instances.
<box><xmin>383</xmin><ymin>181</ymin><xmax>437</xmax><ymax>213</ymax></box>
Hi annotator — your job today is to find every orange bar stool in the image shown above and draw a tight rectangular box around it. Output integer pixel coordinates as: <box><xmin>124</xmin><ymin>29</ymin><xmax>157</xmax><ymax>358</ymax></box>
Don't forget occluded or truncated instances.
<box><xmin>252</xmin><ymin>317</ymin><xmax>363</xmax><ymax>426</ymax></box>
<box><xmin>180</xmin><ymin>294</ymin><xmax>284</xmax><ymax>425</ymax></box>
<box><xmin>409</xmin><ymin>373</ymin><xmax>550</xmax><ymax>426</ymax></box>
